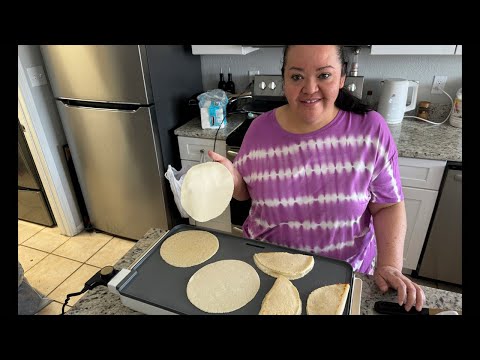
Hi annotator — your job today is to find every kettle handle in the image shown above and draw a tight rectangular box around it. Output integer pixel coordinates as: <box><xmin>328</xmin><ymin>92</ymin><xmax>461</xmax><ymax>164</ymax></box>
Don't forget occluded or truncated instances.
<box><xmin>405</xmin><ymin>81</ymin><xmax>419</xmax><ymax>112</ymax></box>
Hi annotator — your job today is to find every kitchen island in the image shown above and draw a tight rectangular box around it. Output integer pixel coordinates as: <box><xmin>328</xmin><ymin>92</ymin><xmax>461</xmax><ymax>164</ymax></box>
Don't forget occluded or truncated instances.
<box><xmin>66</xmin><ymin>228</ymin><xmax>462</xmax><ymax>315</ymax></box>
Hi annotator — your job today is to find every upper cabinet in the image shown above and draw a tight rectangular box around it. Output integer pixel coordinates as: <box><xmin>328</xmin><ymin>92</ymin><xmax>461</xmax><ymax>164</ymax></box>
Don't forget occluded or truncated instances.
<box><xmin>370</xmin><ymin>45</ymin><xmax>458</xmax><ymax>55</ymax></box>
<box><xmin>191</xmin><ymin>45</ymin><xmax>260</xmax><ymax>55</ymax></box>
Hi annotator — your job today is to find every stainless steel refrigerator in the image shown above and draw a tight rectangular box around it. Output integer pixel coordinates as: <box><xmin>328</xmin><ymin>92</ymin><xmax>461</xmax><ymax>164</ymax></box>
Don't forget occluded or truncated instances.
<box><xmin>40</xmin><ymin>45</ymin><xmax>202</xmax><ymax>240</ymax></box>
<box><xmin>18</xmin><ymin>120</ymin><xmax>55</xmax><ymax>227</ymax></box>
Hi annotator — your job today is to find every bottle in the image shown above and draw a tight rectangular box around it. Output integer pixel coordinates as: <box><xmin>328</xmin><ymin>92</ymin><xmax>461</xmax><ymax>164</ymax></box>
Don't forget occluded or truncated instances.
<box><xmin>225</xmin><ymin>67</ymin><xmax>236</xmax><ymax>94</ymax></box>
<box><xmin>449</xmin><ymin>88</ymin><xmax>462</xmax><ymax>128</ymax></box>
<box><xmin>417</xmin><ymin>101</ymin><xmax>431</xmax><ymax>120</ymax></box>
<box><xmin>218</xmin><ymin>68</ymin><xmax>226</xmax><ymax>91</ymax></box>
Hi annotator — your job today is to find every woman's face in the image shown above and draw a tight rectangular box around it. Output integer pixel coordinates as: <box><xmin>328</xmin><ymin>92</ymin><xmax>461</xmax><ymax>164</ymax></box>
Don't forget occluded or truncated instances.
<box><xmin>283</xmin><ymin>45</ymin><xmax>346</xmax><ymax>123</ymax></box>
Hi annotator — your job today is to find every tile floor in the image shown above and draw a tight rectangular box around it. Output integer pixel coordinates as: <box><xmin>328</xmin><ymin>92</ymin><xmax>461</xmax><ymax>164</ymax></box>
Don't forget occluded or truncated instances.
<box><xmin>18</xmin><ymin>220</ymin><xmax>136</xmax><ymax>315</ymax></box>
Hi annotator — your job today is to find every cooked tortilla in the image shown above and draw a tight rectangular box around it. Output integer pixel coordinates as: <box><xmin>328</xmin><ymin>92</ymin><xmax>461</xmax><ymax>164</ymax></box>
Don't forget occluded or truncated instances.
<box><xmin>259</xmin><ymin>276</ymin><xmax>302</xmax><ymax>315</ymax></box>
<box><xmin>306</xmin><ymin>283</ymin><xmax>351</xmax><ymax>315</ymax></box>
<box><xmin>181</xmin><ymin>162</ymin><xmax>234</xmax><ymax>222</ymax></box>
<box><xmin>160</xmin><ymin>230</ymin><xmax>219</xmax><ymax>267</ymax></box>
<box><xmin>253</xmin><ymin>252</ymin><xmax>314</xmax><ymax>280</ymax></box>
<box><xmin>187</xmin><ymin>260</ymin><xmax>260</xmax><ymax>313</ymax></box>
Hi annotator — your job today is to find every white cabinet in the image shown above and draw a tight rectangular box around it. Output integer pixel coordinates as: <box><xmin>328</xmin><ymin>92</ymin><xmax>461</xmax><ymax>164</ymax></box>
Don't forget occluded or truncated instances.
<box><xmin>191</xmin><ymin>45</ymin><xmax>259</xmax><ymax>55</ymax></box>
<box><xmin>399</xmin><ymin>157</ymin><xmax>446</xmax><ymax>271</ymax></box>
<box><xmin>177</xmin><ymin>136</ymin><xmax>232</xmax><ymax>233</ymax></box>
<box><xmin>370</xmin><ymin>45</ymin><xmax>457</xmax><ymax>55</ymax></box>
<box><xmin>455</xmin><ymin>45</ymin><xmax>462</xmax><ymax>55</ymax></box>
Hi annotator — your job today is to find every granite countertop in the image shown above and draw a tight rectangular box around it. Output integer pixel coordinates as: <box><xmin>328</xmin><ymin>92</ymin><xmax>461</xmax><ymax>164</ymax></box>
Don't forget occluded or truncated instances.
<box><xmin>67</xmin><ymin>228</ymin><xmax>462</xmax><ymax>315</ymax></box>
<box><xmin>174</xmin><ymin>113</ymin><xmax>247</xmax><ymax>141</ymax></box>
<box><xmin>389</xmin><ymin>118</ymin><xmax>461</xmax><ymax>162</ymax></box>
<box><xmin>174</xmin><ymin>110</ymin><xmax>461</xmax><ymax>162</ymax></box>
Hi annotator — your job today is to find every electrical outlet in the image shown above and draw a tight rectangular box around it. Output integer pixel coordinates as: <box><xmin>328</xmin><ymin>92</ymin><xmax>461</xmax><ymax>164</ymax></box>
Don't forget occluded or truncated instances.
<box><xmin>248</xmin><ymin>70</ymin><xmax>260</xmax><ymax>83</ymax></box>
<box><xmin>431</xmin><ymin>75</ymin><xmax>447</xmax><ymax>94</ymax></box>
<box><xmin>26</xmin><ymin>65</ymin><xmax>48</xmax><ymax>87</ymax></box>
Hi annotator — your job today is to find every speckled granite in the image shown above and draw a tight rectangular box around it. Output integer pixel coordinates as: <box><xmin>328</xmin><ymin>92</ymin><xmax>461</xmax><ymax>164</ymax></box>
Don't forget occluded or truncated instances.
<box><xmin>174</xmin><ymin>113</ymin><xmax>247</xmax><ymax>140</ymax></box>
<box><xmin>354</xmin><ymin>273</ymin><xmax>462</xmax><ymax>315</ymax></box>
<box><xmin>174</xmin><ymin>108</ymin><xmax>461</xmax><ymax>162</ymax></box>
<box><xmin>67</xmin><ymin>228</ymin><xmax>462</xmax><ymax>315</ymax></box>
<box><xmin>390</xmin><ymin>103</ymin><xmax>461</xmax><ymax>162</ymax></box>
<box><xmin>66</xmin><ymin>228</ymin><xmax>165</xmax><ymax>315</ymax></box>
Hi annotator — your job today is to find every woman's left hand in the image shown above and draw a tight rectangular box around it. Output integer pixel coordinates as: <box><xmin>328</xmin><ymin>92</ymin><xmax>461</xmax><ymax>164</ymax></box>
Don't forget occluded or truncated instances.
<box><xmin>374</xmin><ymin>265</ymin><xmax>425</xmax><ymax>312</ymax></box>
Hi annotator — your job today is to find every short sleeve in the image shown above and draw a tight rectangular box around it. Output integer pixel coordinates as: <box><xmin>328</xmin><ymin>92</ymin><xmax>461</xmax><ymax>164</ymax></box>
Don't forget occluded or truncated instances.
<box><xmin>368</xmin><ymin>116</ymin><xmax>404</xmax><ymax>204</ymax></box>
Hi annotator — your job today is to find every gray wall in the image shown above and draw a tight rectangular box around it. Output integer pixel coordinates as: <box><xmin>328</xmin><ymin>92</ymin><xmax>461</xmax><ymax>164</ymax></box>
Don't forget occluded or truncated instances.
<box><xmin>199</xmin><ymin>47</ymin><xmax>462</xmax><ymax>106</ymax></box>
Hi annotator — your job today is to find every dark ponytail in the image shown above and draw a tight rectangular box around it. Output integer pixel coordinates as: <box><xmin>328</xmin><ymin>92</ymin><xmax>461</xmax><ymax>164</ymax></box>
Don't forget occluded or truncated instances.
<box><xmin>281</xmin><ymin>45</ymin><xmax>372</xmax><ymax>115</ymax></box>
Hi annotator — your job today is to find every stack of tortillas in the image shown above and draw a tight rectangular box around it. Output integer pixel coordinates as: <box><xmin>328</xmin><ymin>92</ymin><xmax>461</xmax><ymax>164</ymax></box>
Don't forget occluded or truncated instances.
<box><xmin>187</xmin><ymin>260</ymin><xmax>260</xmax><ymax>314</ymax></box>
<box><xmin>160</xmin><ymin>230</ymin><xmax>219</xmax><ymax>267</ymax></box>
<box><xmin>253</xmin><ymin>252</ymin><xmax>314</xmax><ymax>280</ymax></box>
<box><xmin>259</xmin><ymin>276</ymin><xmax>302</xmax><ymax>315</ymax></box>
<box><xmin>306</xmin><ymin>283</ymin><xmax>351</xmax><ymax>315</ymax></box>
<box><xmin>181</xmin><ymin>162</ymin><xmax>234</xmax><ymax>222</ymax></box>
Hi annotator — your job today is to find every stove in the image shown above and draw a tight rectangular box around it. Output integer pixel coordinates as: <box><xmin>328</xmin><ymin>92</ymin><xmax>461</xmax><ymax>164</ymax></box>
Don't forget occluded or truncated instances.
<box><xmin>226</xmin><ymin>74</ymin><xmax>287</xmax><ymax>148</ymax></box>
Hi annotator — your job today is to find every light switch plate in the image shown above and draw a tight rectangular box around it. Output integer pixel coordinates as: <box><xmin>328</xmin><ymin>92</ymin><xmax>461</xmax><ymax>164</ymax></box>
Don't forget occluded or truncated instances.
<box><xmin>26</xmin><ymin>65</ymin><xmax>48</xmax><ymax>87</ymax></box>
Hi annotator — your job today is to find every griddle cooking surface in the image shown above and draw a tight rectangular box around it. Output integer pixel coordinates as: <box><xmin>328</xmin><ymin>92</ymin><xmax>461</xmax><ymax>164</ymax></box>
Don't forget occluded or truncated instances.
<box><xmin>116</xmin><ymin>224</ymin><xmax>353</xmax><ymax>315</ymax></box>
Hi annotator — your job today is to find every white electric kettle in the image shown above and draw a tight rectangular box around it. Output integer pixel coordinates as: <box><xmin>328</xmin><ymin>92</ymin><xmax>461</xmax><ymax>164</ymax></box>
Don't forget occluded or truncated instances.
<box><xmin>377</xmin><ymin>79</ymin><xmax>419</xmax><ymax>124</ymax></box>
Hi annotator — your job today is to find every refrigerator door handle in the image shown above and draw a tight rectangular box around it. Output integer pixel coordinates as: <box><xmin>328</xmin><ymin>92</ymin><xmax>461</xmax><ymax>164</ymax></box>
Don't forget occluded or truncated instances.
<box><xmin>58</xmin><ymin>99</ymin><xmax>142</xmax><ymax>112</ymax></box>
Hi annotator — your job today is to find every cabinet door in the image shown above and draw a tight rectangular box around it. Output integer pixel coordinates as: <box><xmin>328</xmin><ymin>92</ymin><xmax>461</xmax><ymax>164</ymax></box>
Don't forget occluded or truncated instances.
<box><xmin>191</xmin><ymin>45</ymin><xmax>259</xmax><ymax>55</ymax></box>
<box><xmin>370</xmin><ymin>45</ymin><xmax>456</xmax><ymax>55</ymax></box>
<box><xmin>178</xmin><ymin>136</ymin><xmax>226</xmax><ymax>160</ymax></box>
<box><xmin>402</xmin><ymin>187</ymin><xmax>438</xmax><ymax>270</ymax></box>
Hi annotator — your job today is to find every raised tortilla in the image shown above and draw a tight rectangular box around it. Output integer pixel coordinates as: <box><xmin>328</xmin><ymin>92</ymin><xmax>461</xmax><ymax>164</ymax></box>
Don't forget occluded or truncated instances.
<box><xmin>253</xmin><ymin>252</ymin><xmax>314</xmax><ymax>280</ymax></box>
<box><xmin>160</xmin><ymin>230</ymin><xmax>219</xmax><ymax>267</ymax></box>
<box><xmin>187</xmin><ymin>259</ymin><xmax>260</xmax><ymax>313</ymax></box>
<box><xmin>259</xmin><ymin>276</ymin><xmax>302</xmax><ymax>315</ymax></box>
<box><xmin>306</xmin><ymin>283</ymin><xmax>351</xmax><ymax>315</ymax></box>
<box><xmin>181</xmin><ymin>162</ymin><xmax>234</xmax><ymax>222</ymax></box>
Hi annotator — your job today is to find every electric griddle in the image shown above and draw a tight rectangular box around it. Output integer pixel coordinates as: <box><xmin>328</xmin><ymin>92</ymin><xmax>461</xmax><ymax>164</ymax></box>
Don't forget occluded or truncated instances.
<box><xmin>108</xmin><ymin>224</ymin><xmax>355</xmax><ymax>315</ymax></box>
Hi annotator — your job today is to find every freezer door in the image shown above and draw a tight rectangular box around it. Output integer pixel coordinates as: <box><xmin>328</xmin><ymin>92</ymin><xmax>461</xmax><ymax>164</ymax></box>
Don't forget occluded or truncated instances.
<box><xmin>41</xmin><ymin>45</ymin><xmax>153</xmax><ymax>104</ymax></box>
<box><xmin>18</xmin><ymin>123</ymin><xmax>41</xmax><ymax>190</ymax></box>
<box><xmin>56</xmin><ymin>101</ymin><xmax>169</xmax><ymax>240</ymax></box>
<box><xmin>18</xmin><ymin>189</ymin><xmax>55</xmax><ymax>227</ymax></box>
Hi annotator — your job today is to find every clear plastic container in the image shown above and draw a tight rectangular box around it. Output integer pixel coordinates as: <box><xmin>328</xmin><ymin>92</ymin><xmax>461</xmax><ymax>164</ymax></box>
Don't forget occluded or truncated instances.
<box><xmin>449</xmin><ymin>88</ymin><xmax>462</xmax><ymax>128</ymax></box>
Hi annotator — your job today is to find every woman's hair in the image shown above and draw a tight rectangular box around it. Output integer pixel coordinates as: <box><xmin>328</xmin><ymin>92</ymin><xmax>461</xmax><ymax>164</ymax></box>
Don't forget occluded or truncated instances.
<box><xmin>281</xmin><ymin>45</ymin><xmax>371</xmax><ymax>115</ymax></box>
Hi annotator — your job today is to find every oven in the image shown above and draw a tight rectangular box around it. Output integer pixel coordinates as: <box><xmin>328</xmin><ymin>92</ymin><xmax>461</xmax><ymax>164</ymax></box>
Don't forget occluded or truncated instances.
<box><xmin>226</xmin><ymin>145</ymin><xmax>252</xmax><ymax>236</ymax></box>
<box><xmin>226</xmin><ymin>74</ymin><xmax>286</xmax><ymax>237</ymax></box>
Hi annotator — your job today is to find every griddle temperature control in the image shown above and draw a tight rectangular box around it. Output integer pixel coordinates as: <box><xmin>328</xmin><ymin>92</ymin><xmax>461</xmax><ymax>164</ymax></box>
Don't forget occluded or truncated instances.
<box><xmin>61</xmin><ymin>265</ymin><xmax>119</xmax><ymax>315</ymax></box>
<box><xmin>85</xmin><ymin>265</ymin><xmax>119</xmax><ymax>290</ymax></box>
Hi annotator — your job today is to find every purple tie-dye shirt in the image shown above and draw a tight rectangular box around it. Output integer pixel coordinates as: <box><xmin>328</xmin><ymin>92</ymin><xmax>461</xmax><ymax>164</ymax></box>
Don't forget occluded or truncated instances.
<box><xmin>233</xmin><ymin>109</ymin><xmax>403</xmax><ymax>274</ymax></box>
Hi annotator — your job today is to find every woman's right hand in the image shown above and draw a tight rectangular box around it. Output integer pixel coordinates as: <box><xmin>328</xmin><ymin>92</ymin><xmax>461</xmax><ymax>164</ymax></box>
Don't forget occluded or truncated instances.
<box><xmin>208</xmin><ymin>150</ymin><xmax>250</xmax><ymax>200</ymax></box>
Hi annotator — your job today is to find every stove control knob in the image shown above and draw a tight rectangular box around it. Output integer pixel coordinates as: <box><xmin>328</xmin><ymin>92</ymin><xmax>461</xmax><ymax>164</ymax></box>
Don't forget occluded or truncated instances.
<box><xmin>268</xmin><ymin>81</ymin><xmax>277</xmax><ymax>90</ymax></box>
<box><xmin>259</xmin><ymin>81</ymin><xmax>266</xmax><ymax>90</ymax></box>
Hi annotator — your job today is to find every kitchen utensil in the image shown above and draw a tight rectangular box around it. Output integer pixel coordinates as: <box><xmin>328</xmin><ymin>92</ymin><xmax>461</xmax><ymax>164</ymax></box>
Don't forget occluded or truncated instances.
<box><xmin>374</xmin><ymin>301</ymin><xmax>461</xmax><ymax>315</ymax></box>
<box><xmin>377</xmin><ymin>79</ymin><xmax>419</xmax><ymax>124</ymax></box>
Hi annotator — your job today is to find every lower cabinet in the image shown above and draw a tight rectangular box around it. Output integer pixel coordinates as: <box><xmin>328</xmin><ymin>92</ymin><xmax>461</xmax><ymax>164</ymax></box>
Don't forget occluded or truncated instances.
<box><xmin>402</xmin><ymin>187</ymin><xmax>438</xmax><ymax>270</ymax></box>
<box><xmin>398</xmin><ymin>157</ymin><xmax>446</xmax><ymax>271</ymax></box>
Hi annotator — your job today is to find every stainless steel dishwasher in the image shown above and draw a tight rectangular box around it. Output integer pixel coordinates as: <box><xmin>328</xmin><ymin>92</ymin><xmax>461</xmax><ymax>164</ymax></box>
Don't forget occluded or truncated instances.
<box><xmin>416</xmin><ymin>162</ymin><xmax>462</xmax><ymax>285</ymax></box>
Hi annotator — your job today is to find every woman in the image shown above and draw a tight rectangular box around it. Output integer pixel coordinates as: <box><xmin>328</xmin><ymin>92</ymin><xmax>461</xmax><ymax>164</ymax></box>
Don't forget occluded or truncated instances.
<box><xmin>209</xmin><ymin>45</ymin><xmax>425</xmax><ymax>312</ymax></box>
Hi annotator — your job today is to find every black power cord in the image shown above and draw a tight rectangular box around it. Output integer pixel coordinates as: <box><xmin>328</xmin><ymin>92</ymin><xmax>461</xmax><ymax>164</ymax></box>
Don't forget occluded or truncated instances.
<box><xmin>61</xmin><ymin>265</ymin><xmax>118</xmax><ymax>315</ymax></box>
